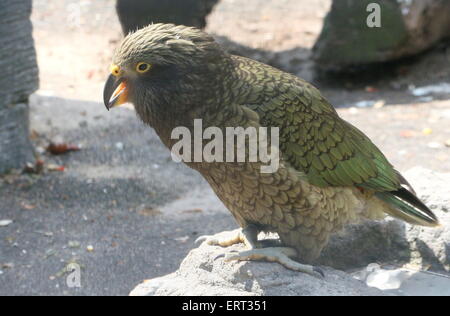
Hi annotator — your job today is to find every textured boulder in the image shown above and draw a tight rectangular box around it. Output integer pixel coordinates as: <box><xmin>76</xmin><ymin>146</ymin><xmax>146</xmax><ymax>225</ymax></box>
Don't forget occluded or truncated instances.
<box><xmin>313</xmin><ymin>0</ymin><xmax>450</xmax><ymax>71</ymax></box>
<box><xmin>131</xmin><ymin>167</ymin><xmax>448</xmax><ymax>296</ymax></box>
<box><xmin>0</xmin><ymin>0</ymin><xmax>38</xmax><ymax>173</ymax></box>
<box><xmin>116</xmin><ymin>0</ymin><xmax>219</xmax><ymax>34</ymax></box>
<box><xmin>130</xmin><ymin>240</ymin><xmax>386</xmax><ymax>296</ymax></box>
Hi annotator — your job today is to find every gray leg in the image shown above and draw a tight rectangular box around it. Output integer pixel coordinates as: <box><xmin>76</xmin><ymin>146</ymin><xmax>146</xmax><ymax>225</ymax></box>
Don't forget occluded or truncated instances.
<box><xmin>196</xmin><ymin>225</ymin><xmax>324</xmax><ymax>277</ymax></box>
<box><xmin>223</xmin><ymin>247</ymin><xmax>324</xmax><ymax>277</ymax></box>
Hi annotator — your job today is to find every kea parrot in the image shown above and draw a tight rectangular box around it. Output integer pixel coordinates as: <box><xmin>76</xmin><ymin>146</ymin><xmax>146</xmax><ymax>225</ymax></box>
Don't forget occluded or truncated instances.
<box><xmin>104</xmin><ymin>24</ymin><xmax>440</xmax><ymax>276</ymax></box>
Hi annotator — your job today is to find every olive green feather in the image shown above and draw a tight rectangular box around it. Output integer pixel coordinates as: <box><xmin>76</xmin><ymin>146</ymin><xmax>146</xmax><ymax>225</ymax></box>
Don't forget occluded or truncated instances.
<box><xmin>376</xmin><ymin>189</ymin><xmax>439</xmax><ymax>227</ymax></box>
<box><xmin>237</xmin><ymin>56</ymin><xmax>439</xmax><ymax>227</ymax></box>
<box><xmin>241</xmin><ymin>57</ymin><xmax>400</xmax><ymax>192</ymax></box>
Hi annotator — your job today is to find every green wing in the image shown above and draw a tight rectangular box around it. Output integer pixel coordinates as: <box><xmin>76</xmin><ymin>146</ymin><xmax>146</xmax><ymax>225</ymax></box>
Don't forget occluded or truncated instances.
<box><xmin>248</xmin><ymin>79</ymin><xmax>400</xmax><ymax>192</ymax></box>
<box><xmin>234</xmin><ymin>55</ymin><xmax>438</xmax><ymax>226</ymax></box>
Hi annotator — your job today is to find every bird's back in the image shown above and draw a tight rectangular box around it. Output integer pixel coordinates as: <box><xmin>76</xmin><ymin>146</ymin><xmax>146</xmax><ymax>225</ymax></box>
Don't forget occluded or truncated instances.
<box><xmin>194</xmin><ymin>55</ymin><xmax>438</xmax><ymax>261</ymax></box>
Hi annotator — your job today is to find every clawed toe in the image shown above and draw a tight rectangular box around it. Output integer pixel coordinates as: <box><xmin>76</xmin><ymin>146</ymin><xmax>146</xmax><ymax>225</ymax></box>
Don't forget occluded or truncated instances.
<box><xmin>195</xmin><ymin>229</ymin><xmax>244</xmax><ymax>247</ymax></box>
<box><xmin>313</xmin><ymin>266</ymin><xmax>325</xmax><ymax>278</ymax></box>
<box><xmin>195</xmin><ymin>235</ymin><xmax>216</xmax><ymax>245</ymax></box>
<box><xmin>220</xmin><ymin>247</ymin><xmax>324</xmax><ymax>278</ymax></box>
<box><xmin>196</xmin><ymin>230</ymin><xmax>323</xmax><ymax>278</ymax></box>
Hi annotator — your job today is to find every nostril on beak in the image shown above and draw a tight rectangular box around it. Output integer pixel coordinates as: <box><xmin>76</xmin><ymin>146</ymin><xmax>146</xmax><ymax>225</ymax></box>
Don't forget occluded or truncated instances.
<box><xmin>110</xmin><ymin>64</ymin><xmax>122</xmax><ymax>77</ymax></box>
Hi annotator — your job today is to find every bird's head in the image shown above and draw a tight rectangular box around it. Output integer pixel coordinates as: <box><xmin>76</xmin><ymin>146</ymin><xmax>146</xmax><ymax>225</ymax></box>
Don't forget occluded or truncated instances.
<box><xmin>103</xmin><ymin>23</ymin><xmax>230</xmax><ymax>126</ymax></box>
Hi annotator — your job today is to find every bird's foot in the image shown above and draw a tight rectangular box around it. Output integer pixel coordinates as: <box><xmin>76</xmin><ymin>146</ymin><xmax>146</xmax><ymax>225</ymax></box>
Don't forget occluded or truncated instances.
<box><xmin>197</xmin><ymin>227</ymin><xmax>323</xmax><ymax>277</ymax></box>
<box><xmin>222</xmin><ymin>247</ymin><xmax>324</xmax><ymax>278</ymax></box>
<box><xmin>195</xmin><ymin>225</ymin><xmax>260</xmax><ymax>248</ymax></box>
<box><xmin>195</xmin><ymin>229</ymin><xmax>245</xmax><ymax>247</ymax></box>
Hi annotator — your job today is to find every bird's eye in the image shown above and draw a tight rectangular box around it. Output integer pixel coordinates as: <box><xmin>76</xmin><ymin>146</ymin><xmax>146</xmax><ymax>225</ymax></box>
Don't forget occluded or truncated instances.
<box><xmin>136</xmin><ymin>62</ymin><xmax>151</xmax><ymax>74</ymax></box>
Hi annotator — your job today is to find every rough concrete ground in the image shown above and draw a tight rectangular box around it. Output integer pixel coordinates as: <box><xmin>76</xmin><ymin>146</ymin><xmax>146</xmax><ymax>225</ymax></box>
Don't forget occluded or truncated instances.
<box><xmin>0</xmin><ymin>0</ymin><xmax>449</xmax><ymax>295</ymax></box>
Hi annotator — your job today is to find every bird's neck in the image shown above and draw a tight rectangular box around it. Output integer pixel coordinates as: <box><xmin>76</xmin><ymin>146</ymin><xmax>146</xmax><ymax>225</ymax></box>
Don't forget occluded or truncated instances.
<box><xmin>140</xmin><ymin>56</ymin><xmax>253</xmax><ymax>149</ymax></box>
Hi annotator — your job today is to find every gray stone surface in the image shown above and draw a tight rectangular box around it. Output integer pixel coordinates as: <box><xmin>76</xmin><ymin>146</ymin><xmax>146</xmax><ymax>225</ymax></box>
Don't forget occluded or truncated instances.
<box><xmin>130</xmin><ymin>240</ymin><xmax>386</xmax><ymax>296</ymax></box>
<box><xmin>0</xmin><ymin>103</ymin><xmax>34</xmax><ymax>173</ymax></box>
<box><xmin>313</xmin><ymin>0</ymin><xmax>450</xmax><ymax>71</ymax></box>
<box><xmin>352</xmin><ymin>264</ymin><xmax>450</xmax><ymax>296</ymax></box>
<box><xmin>0</xmin><ymin>0</ymin><xmax>38</xmax><ymax>173</ymax></box>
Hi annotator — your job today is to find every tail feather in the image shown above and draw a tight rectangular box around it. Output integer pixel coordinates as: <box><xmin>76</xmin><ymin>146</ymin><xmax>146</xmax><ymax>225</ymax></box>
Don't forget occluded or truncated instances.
<box><xmin>395</xmin><ymin>170</ymin><xmax>416</xmax><ymax>195</ymax></box>
<box><xmin>376</xmin><ymin>188</ymin><xmax>439</xmax><ymax>227</ymax></box>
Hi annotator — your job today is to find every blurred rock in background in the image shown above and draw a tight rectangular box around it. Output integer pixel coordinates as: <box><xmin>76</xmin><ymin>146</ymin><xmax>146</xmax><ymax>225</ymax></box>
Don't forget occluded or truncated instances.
<box><xmin>313</xmin><ymin>0</ymin><xmax>450</xmax><ymax>72</ymax></box>
<box><xmin>0</xmin><ymin>0</ymin><xmax>38</xmax><ymax>174</ymax></box>
<box><xmin>116</xmin><ymin>0</ymin><xmax>219</xmax><ymax>34</ymax></box>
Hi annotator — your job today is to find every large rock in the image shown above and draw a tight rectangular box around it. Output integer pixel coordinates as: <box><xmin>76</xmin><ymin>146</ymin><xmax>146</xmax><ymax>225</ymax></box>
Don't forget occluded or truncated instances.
<box><xmin>130</xmin><ymin>240</ymin><xmax>386</xmax><ymax>296</ymax></box>
<box><xmin>0</xmin><ymin>104</ymin><xmax>33</xmax><ymax>173</ymax></box>
<box><xmin>116</xmin><ymin>0</ymin><xmax>220</xmax><ymax>34</ymax></box>
<box><xmin>131</xmin><ymin>167</ymin><xmax>448</xmax><ymax>296</ymax></box>
<box><xmin>0</xmin><ymin>0</ymin><xmax>38</xmax><ymax>173</ymax></box>
<box><xmin>313</xmin><ymin>0</ymin><xmax>450</xmax><ymax>72</ymax></box>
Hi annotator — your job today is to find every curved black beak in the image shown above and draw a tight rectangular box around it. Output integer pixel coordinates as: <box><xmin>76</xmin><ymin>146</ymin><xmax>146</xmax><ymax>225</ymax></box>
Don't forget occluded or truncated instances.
<box><xmin>103</xmin><ymin>74</ymin><xmax>127</xmax><ymax>111</ymax></box>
